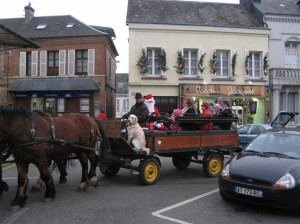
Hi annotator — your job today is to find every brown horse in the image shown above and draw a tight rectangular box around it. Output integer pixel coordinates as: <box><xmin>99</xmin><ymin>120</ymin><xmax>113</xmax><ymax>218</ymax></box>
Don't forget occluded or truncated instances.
<box><xmin>0</xmin><ymin>106</ymin><xmax>101</xmax><ymax>211</ymax></box>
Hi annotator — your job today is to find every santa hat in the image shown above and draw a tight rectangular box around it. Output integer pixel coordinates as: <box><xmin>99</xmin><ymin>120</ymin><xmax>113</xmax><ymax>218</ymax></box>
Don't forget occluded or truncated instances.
<box><xmin>144</xmin><ymin>94</ymin><xmax>153</xmax><ymax>100</ymax></box>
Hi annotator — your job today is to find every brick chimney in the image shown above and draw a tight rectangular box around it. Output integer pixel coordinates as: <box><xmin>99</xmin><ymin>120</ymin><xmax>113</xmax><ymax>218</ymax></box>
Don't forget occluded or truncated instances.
<box><xmin>24</xmin><ymin>3</ymin><xmax>35</xmax><ymax>23</ymax></box>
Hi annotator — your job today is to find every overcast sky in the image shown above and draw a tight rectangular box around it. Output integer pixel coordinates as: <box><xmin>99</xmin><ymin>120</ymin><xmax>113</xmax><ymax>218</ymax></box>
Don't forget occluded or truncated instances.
<box><xmin>1</xmin><ymin>0</ymin><xmax>239</xmax><ymax>73</ymax></box>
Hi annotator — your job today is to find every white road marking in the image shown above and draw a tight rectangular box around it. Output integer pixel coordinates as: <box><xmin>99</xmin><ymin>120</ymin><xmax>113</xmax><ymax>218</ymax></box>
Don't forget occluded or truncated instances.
<box><xmin>3</xmin><ymin>177</ymin><xmax>39</xmax><ymax>180</ymax></box>
<box><xmin>152</xmin><ymin>188</ymin><xmax>219</xmax><ymax>224</ymax></box>
<box><xmin>2</xmin><ymin>207</ymin><xmax>29</xmax><ymax>224</ymax></box>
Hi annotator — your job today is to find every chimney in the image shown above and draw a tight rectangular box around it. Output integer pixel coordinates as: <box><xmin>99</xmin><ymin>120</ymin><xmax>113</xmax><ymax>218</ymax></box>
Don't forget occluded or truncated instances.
<box><xmin>24</xmin><ymin>3</ymin><xmax>35</xmax><ymax>23</ymax></box>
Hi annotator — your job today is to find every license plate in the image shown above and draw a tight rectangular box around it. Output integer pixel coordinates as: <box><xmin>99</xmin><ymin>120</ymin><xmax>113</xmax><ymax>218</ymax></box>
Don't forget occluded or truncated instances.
<box><xmin>234</xmin><ymin>186</ymin><xmax>263</xmax><ymax>198</ymax></box>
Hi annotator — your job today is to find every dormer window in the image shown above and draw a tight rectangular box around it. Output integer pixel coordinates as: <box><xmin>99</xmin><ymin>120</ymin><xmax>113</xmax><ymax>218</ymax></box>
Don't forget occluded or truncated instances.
<box><xmin>66</xmin><ymin>23</ymin><xmax>75</xmax><ymax>28</ymax></box>
<box><xmin>36</xmin><ymin>24</ymin><xmax>47</xmax><ymax>30</ymax></box>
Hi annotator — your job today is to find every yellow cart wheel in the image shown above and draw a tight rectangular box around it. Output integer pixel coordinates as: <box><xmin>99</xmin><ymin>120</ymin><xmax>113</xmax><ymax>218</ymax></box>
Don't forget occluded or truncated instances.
<box><xmin>138</xmin><ymin>158</ymin><xmax>160</xmax><ymax>185</ymax></box>
<box><xmin>203</xmin><ymin>153</ymin><xmax>223</xmax><ymax>177</ymax></box>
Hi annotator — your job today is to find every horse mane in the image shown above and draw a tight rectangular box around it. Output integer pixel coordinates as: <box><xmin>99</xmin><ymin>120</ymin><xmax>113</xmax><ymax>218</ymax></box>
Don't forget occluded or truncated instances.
<box><xmin>0</xmin><ymin>105</ymin><xmax>32</xmax><ymax>121</ymax></box>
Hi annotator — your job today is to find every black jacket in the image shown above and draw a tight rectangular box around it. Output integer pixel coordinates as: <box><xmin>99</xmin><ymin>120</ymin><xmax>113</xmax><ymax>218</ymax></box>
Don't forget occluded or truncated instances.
<box><xmin>122</xmin><ymin>102</ymin><xmax>149</xmax><ymax>125</ymax></box>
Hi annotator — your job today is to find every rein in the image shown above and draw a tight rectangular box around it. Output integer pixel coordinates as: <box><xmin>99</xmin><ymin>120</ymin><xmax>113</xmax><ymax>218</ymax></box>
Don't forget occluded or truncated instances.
<box><xmin>15</xmin><ymin>112</ymin><xmax>97</xmax><ymax>151</ymax></box>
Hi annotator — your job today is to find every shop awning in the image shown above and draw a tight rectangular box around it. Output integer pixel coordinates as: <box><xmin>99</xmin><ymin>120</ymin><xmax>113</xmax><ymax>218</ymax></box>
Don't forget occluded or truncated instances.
<box><xmin>0</xmin><ymin>24</ymin><xmax>39</xmax><ymax>48</ymax></box>
<box><xmin>8</xmin><ymin>78</ymin><xmax>100</xmax><ymax>91</ymax></box>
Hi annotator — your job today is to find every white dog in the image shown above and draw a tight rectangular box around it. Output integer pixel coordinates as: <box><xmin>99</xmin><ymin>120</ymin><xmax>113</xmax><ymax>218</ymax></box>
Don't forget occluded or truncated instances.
<box><xmin>126</xmin><ymin>114</ymin><xmax>150</xmax><ymax>155</ymax></box>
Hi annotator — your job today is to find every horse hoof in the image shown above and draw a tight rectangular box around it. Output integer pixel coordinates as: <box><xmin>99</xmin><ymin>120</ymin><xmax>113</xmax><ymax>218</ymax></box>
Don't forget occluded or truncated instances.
<box><xmin>59</xmin><ymin>177</ymin><xmax>67</xmax><ymax>184</ymax></box>
<box><xmin>43</xmin><ymin>197</ymin><xmax>54</xmax><ymax>202</ymax></box>
<box><xmin>11</xmin><ymin>205</ymin><xmax>21</xmax><ymax>212</ymax></box>
<box><xmin>77</xmin><ymin>182</ymin><xmax>88</xmax><ymax>192</ymax></box>
<box><xmin>89</xmin><ymin>176</ymin><xmax>99</xmax><ymax>187</ymax></box>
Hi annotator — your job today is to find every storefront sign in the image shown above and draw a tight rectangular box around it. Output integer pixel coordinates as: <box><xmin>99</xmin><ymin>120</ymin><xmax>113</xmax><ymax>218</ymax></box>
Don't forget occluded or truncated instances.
<box><xmin>15</xmin><ymin>91</ymin><xmax>91</xmax><ymax>98</ymax></box>
<box><xmin>227</xmin><ymin>86</ymin><xmax>255</xmax><ymax>96</ymax></box>
<box><xmin>195</xmin><ymin>85</ymin><xmax>217</xmax><ymax>94</ymax></box>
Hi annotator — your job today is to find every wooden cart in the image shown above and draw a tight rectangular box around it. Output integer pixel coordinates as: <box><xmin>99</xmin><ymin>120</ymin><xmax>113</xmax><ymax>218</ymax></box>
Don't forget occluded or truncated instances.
<box><xmin>100</xmin><ymin>116</ymin><xmax>238</xmax><ymax>185</ymax></box>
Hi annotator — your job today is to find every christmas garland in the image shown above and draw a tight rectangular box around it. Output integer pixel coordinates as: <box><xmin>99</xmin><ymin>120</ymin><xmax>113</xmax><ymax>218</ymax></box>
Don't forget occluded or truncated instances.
<box><xmin>231</xmin><ymin>52</ymin><xmax>238</xmax><ymax>77</ymax></box>
<box><xmin>209</xmin><ymin>51</ymin><xmax>217</xmax><ymax>74</ymax></box>
<box><xmin>197</xmin><ymin>53</ymin><xmax>206</xmax><ymax>73</ymax></box>
<box><xmin>136</xmin><ymin>49</ymin><xmax>148</xmax><ymax>74</ymax></box>
<box><xmin>263</xmin><ymin>53</ymin><xmax>269</xmax><ymax>76</ymax></box>
<box><xmin>174</xmin><ymin>51</ymin><xmax>185</xmax><ymax>75</ymax></box>
<box><xmin>159</xmin><ymin>49</ymin><xmax>169</xmax><ymax>72</ymax></box>
<box><xmin>245</xmin><ymin>54</ymin><xmax>250</xmax><ymax>75</ymax></box>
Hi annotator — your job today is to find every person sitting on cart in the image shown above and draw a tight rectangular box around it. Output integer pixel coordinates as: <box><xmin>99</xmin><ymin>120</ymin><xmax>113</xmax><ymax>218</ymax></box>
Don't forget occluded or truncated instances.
<box><xmin>122</xmin><ymin>92</ymin><xmax>149</xmax><ymax>126</ymax></box>
<box><xmin>170</xmin><ymin>109</ymin><xmax>182</xmax><ymax>131</ymax></box>
<box><xmin>218</xmin><ymin>100</ymin><xmax>233</xmax><ymax>130</ymax></box>
<box><xmin>144</xmin><ymin>94</ymin><xmax>161</xmax><ymax>116</ymax></box>
<box><xmin>180</xmin><ymin>98</ymin><xmax>197</xmax><ymax>131</ymax></box>
<box><xmin>199</xmin><ymin>102</ymin><xmax>213</xmax><ymax>131</ymax></box>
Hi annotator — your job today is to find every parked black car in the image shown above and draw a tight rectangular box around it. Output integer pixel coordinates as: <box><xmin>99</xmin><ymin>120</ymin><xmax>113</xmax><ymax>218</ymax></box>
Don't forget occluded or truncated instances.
<box><xmin>219</xmin><ymin>112</ymin><xmax>300</xmax><ymax>215</ymax></box>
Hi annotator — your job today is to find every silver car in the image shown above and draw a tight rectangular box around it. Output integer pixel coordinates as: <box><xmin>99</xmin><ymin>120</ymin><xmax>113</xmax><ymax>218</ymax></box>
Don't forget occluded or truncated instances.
<box><xmin>238</xmin><ymin>124</ymin><xmax>272</xmax><ymax>149</ymax></box>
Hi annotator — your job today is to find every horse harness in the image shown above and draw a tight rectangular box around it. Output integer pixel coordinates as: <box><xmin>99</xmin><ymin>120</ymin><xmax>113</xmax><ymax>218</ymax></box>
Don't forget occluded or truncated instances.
<box><xmin>1</xmin><ymin>112</ymin><xmax>101</xmax><ymax>156</ymax></box>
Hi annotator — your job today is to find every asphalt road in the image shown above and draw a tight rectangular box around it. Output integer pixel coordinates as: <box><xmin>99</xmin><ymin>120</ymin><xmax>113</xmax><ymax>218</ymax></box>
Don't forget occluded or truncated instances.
<box><xmin>1</xmin><ymin>157</ymin><xmax>300</xmax><ymax>224</ymax></box>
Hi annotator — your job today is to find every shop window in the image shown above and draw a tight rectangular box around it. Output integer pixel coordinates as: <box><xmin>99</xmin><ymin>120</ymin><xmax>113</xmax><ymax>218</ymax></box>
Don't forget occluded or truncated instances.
<box><xmin>31</xmin><ymin>98</ymin><xmax>43</xmax><ymax>111</ymax></box>
<box><xmin>155</xmin><ymin>96</ymin><xmax>178</xmax><ymax>114</ymax></box>
<box><xmin>80</xmin><ymin>98</ymin><xmax>90</xmax><ymax>112</ymax></box>
<box><xmin>58</xmin><ymin>98</ymin><xmax>65</xmax><ymax>113</ymax></box>
<box><xmin>45</xmin><ymin>98</ymin><xmax>55</xmax><ymax>116</ymax></box>
<box><xmin>183</xmin><ymin>49</ymin><xmax>198</xmax><ymax>76</ymax></box>
<box><xmin>48</xmin><ymin>51</ymin><xmax>59</xmax><ymax>76</ymax></box>
<box><xmin>76</xmin><ymin>50</ymin><xmax>88</xmax><ymax>75</ymax></box>
<box><xmin>216</xmin><ymin>50</ymin><xmax>229</xmax><ymax>77</ymax></box>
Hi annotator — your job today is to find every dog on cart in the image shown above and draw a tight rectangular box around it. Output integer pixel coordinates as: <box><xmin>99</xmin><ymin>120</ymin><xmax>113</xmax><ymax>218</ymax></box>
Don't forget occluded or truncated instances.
<box><xmin>126</xmin><ymin>114</ymin><xmax>150</xmax><ymax>155</ymax></box>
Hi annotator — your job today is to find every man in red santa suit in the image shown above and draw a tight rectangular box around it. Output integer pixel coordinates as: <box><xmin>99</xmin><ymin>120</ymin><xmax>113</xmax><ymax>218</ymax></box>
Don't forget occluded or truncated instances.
<box><xmin>144</xmin><ymin>94</ymin><xmax>166</xmax><ymax>130</ymax></box>
<box><xmin>144</xmin><ymin>94</ymin><xmax>160</xmax><ymax>116</ymax></box>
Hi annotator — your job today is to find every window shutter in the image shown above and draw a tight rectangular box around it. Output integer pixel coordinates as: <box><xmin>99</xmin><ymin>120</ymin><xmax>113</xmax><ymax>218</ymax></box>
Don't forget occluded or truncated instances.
<box><xmin>88</xmin><ymin>49</ymin><xmax>95</xmax><ymax>75</ymax></box>
<box><xmin>59</xmin><ymin>50</ymin><xmax>66</xmax><ymax>76</ymax></box>
<box><xmin>19</xmin><ymin>52</ymin><xmax>26</xmax><ymax>77</ymax></box>
<box><xmin>31</xmin><ymin>51</ymin><xmax>38</xmax><ymax>76</ymax></box>
<box><xmin>67</xmin><ymin>50</ymin><xmax>74</xmax><ymax>76</ymax></box>
<box><xmin>40</xmin><ymin>51</ymin><xmax>47</xmax><ymax>76</ymax></box>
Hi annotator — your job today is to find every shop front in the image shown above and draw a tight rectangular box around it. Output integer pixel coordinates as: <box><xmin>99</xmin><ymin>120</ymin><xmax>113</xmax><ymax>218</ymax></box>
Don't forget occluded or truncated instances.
<box><xmin>8</xmin><ymin>78</ymin><xmax>100</xmax><ymax>116</ymax></box>
<box><xmin>180</xmin><ymin>84</ymin><xmax>270</xmax><ymax>125</ymax></box>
